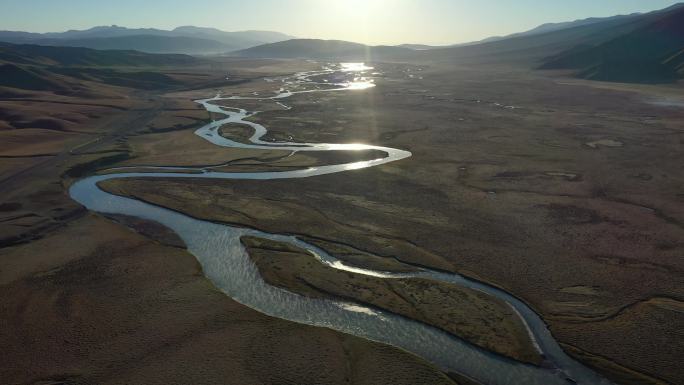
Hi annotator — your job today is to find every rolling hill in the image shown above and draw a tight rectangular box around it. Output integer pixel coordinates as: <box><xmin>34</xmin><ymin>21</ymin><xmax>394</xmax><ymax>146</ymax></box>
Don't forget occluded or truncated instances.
<box><xmin>169</xmin><ymin>26</ymin><xmax>292</xmax><ymax>48</ymax></box>
<box><xmin>25</xmin><ymin>35</ymin><xmax>235</xmax><ymax>55</ymax></box>
<box><xmin>0</xmin><ymin>63</ymin><xmax>69</xmax><ymax>92</ymax></box>
<box><xmin>397</xmin><ymin>44</ymin><xmax>443</xmax><ymax>50</ymax></box>
<box><xmin>0</xmin><ymin>26</ymin><xmax>294</xmax><ymax>55</ymax></box>
<box><xmin>0</xmin><ymin>42</ymin><xmax>201</xmax><ymax>67</ymax></box>
<box><xmin>231</xmin><ymin>39</ymin><xmax>413</xmax><ymax>60</ymax></box>
<box><xmin>0</xmin><ymin>42</ymin><xmax>205</xmax><ymax>96</ymax></box>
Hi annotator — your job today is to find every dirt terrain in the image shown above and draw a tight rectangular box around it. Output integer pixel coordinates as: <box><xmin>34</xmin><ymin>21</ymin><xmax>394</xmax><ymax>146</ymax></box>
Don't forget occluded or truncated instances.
<box><xmin>100</xmin><ymin>62</ymin><xmax>684</xmax><ymax>385</ymax></box>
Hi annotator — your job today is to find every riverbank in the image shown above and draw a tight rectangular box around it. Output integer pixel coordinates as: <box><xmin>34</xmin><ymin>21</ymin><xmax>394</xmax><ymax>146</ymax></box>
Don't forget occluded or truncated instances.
<box><xmin>241</xmin><ymin>235</ymin><xmax>542</xmax><ymax>365</ymax></box>
<box><xmin>0</xmin><ymin>214</ymin><xmax>458</xmax><ymax>385</ymax></box>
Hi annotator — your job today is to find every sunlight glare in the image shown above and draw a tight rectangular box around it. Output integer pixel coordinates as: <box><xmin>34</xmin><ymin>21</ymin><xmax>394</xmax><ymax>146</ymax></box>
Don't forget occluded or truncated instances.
<box><xmin>341</xmin><ymin>62</ymin><xmax>374</xmax><ymax>72</ymax></box>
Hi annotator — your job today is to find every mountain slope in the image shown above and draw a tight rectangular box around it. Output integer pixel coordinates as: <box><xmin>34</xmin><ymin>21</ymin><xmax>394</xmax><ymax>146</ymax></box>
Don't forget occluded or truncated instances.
<box><xmin>475</xmin><ymin>13</ymin><xmax>640</xmax><ymax>45</ymax></box>
<box><xmin>0</xmin><ymin>42</ymin><xmax>205</xmax><ymax>96</ymax></box>
<box><xmin>231</xmin><ymin>39</ymin><xmax>412</xmax><ymax>60</ymax></box>
<box><xmin>540</xmin><ymin>5</ymin><xmax>684</xmax><ymax>82</ymax></box>
<box><xmin>396</xmin><ymin>13</ymin><xmax>645</xmax><ymax>52</ymax></box>
<box><xmin>0</xmin><ymin>63</ymin><xmax>69</xmax><ymax>91</ymax></box>
<box><xmin>423</xmin><ymin>4</ymin><xmax>684</xmax><ymax>66</ymax></box>
<box><xmin>0</xmin><ymin>42</ymin><xmax>201</xmax><ymax>67</ymax></box>
<box><xmin>29</xmin><ymin>35</ymin><xmax>234</xmax><ymax>55</ymax></box>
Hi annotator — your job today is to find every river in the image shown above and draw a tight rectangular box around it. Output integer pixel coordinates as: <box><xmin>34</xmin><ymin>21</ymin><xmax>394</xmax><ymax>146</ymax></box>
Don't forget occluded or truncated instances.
<box><xmin>69</xmin><ymin>63</ymin><xmax>612</xmax><ymax>385</ymax></box>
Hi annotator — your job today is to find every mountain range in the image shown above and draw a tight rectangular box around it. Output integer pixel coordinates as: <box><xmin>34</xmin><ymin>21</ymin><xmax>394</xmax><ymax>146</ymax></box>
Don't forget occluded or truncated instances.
<box><xmin>0</xmin><ymin>26</ymin><xmax>294</xmax><ymax>54</ymax></box>
<box><xmin>374</xmin><ymin>12</ymin><xmax>647</xmax><ymax>51</ymax></box>
<box><xmin>1</xmin><ymin>3</ymin><xmax>682</xmax><ymax>83</ymax></box>
<box><xmin>232</xmin><ymin>39</ymin><xmax>413</xmax><ymax>61</ymax></box>
<box><xmin>230</xmin><ymin>3</ymin><xmax>684</xmax><ymax>83</ymax></box>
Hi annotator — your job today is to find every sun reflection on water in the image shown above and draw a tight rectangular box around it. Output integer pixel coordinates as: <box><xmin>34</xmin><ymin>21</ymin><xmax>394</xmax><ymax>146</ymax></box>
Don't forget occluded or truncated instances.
<box><xmin>325</xmin><ymin>143</ymin><xmax>375</xmax><ymax>151</ymax></box>
<box><xmin>337</xmin><ymin>303</ymin><xmax>380</xmax><ymax>316</ymax></box>
<box><xmin>336</xmin><ymin>63</ymin><xmax>376</xmax><ymax>90</ymax></box>
<box><xmin>346</xmin><ymin>80</ymin><xmax>375</xmax><ymax>90</ymax></box>
<box><xmin>340</xmin><ymin>62</ymin><xmax>374</xmax><ymax>72</ymax></box>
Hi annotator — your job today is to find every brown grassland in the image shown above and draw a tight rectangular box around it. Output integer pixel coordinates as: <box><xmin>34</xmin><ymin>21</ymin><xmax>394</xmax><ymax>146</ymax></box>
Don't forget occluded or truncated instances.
<box><xmin>1</xmin><ymin>59</ymin><xmax>459</xmax><ymax>385</ymax></box>
<box><xmin>1</xmin><ymin>56</ymin><xmax>683</xmax><ymax>385</ymax></box>
<box><xmin>100</xmin><ymin>62</ymin><xmax>683</xmax><ymax>385</ymax></box>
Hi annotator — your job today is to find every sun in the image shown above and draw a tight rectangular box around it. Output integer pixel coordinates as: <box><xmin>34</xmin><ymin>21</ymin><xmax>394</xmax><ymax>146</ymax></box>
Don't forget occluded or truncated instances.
<box><xmin>331</xmin><ymin>0</ymin><xmax>387</xmax><ymax>16</ymax></box>
<box><xmin>337</xmin><ymin>0</ymin><xmax>384</xmax><ymax>8</ymax></box>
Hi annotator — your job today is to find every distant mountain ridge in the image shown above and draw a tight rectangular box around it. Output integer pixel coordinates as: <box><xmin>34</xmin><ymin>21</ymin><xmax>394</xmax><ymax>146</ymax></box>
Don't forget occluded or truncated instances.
<box><xmin>2</xmin><ymin>3</ymin><xmax>682</xmax><ymax>84</ymax></box>
<box><xmin>0</xmin><ymin>41</ymin><xmax>201</xmax><ymax>67</ymax></box>
<box><xmin>232</xmin><ymin>39</ymin><xmax>413</xmax><ymax>60</ymax></box>
<box><xmin>397</xmin><ymin>44</ymin><xmax>443</xmax><ymax>50</ymax></box>
<box><xmin>395</xmin><ymin>12</ymin><xmax>645</xmax><ymax>50</ymax></box>
<box><xmin>0</xmin><ymin>26</ymin><xmax>294</xmax><ymax>54</ymax></box>
<box><xmin>20</xmin><ymin>35</ymin><xmax>234</xmax><ymax>55</ymax></box>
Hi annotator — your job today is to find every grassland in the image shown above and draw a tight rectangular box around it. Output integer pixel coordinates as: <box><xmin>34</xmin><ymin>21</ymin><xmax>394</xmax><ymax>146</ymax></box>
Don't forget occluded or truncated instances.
<box><xmin>99</xmin><ymin>61</ymin><xmax>684</xmax><ymax>385</ymax></box>
<box><xmin>0</xmin><ymin>57</ymin><xmax>460</xmax><ymax>384</ymax></box>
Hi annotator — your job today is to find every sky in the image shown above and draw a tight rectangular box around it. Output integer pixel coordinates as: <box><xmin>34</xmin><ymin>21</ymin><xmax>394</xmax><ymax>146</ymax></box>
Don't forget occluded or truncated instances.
<box><xmin>0</xmin><ymin>0</ymin><xmax>679</xmax><ymax>45</ymax></box>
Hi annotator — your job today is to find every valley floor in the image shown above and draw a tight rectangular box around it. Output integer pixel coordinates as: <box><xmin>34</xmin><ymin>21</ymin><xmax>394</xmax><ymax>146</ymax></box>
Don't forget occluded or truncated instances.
<box><xmin>1</xmin><ymin>58</ymin><xmax>683</xmax><ymax>385</ymax></box>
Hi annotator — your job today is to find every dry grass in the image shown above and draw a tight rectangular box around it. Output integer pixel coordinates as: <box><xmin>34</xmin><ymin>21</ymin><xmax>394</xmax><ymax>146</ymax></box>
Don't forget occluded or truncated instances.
<box><xmin>0</xmin><ymin>60</ymin><xmax>464</xmax><ymax>385</ymax></box>
<box><xmin>98</xmin><ymin>62</ymin><xmax>684</xmax><ymax>384</ymax></box>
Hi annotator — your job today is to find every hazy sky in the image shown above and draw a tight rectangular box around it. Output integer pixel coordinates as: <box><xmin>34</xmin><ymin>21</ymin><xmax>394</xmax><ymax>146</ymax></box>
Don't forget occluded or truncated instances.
<box><xmin>0</xmin><ymin>0</ymin><xmax>678</xmax><ymax>45</ymax></box>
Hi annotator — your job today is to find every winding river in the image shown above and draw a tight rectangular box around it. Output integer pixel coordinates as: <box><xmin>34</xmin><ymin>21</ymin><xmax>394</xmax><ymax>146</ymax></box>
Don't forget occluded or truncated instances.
<box><xmin>69</xmin><ymin>63</ymin><xmax>613</xmax><ymax>385</ymax></box>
